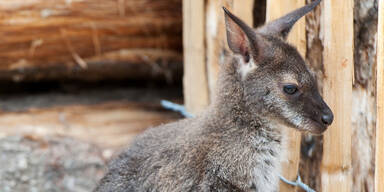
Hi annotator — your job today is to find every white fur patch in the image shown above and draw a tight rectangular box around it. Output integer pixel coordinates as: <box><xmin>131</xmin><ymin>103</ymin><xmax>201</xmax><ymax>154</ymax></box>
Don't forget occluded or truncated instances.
<box><xmin>236</xmin><ymin>56</ymin><xmax>257</xmax><ymax>80</ymax></box>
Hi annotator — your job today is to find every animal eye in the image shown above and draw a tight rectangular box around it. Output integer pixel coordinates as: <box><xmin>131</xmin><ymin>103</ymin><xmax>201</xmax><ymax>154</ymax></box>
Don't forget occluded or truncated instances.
<box><xmin>283</xmin><ymin>84</ymin><xmax>298</xmax><ymax>95</ymax></box>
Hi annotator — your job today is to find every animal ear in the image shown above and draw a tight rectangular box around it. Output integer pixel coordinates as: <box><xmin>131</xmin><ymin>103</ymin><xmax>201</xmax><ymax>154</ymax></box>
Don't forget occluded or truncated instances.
<box><xmin>258</xmin><ymin>0</ymin><xmax>321</xmax><ymax>39</ymax></box>
<box><xmin>223</xmin><ymin>7</ymin><xmax>258</xmax><ymax>63</ymax></box>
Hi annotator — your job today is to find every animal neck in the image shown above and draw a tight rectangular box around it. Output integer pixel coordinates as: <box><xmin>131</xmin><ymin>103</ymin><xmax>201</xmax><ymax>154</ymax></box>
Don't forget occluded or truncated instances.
<box><xmin>204</xmin><ymin>61</ymin><xmax>284</xmax><ymax>190</ymax></box>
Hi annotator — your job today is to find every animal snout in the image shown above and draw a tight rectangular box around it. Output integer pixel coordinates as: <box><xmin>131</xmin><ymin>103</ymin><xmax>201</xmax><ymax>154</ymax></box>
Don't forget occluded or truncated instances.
<box><xmin>321</xmin><ymin>111</ymin><xmax>333</xmax><ymax>126</ymax></box>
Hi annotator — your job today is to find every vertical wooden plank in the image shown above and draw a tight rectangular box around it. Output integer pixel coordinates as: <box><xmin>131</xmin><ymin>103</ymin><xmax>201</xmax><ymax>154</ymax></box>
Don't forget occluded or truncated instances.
<box><xmin>206</xmin><ymin>0</ymin><xmax>254</xmax><ymax>99</ymax></box>
<box><xmin>233</xmin><ymin>0</ymin><xmax>254</xmax><ymax>25</ymax></box>
<box><xmin>185</xmin><ymin>0</ymin><xmax>254</xmax><ymax>111</ymax></box>
<box><xmin>183</xmin><ymin>0</ymin><xmax>210</xmax><ymax>113</ymax></box>
<box><xmin>205</xmin><ymin>0</ymin><xmax>228</xmax><ymax>101</ymax></box>
<box><xmin>376</xmin><ymin>0</ymin><xmax>384</xmax><ymax>191</ymax></box>
<box><xmin>266</xmin><ymin>0</ymin><xmax>306</xmax><ymax>56</ymax></box>
<box><xmin>266</xmin><ymin>1</ymin><xmax>306</xmax><ymax>191</ymax></box>
<box><xmin>205</xmin><ymin>0</ymin><xmax>254</xmax><ymax>100</ymax></box>
<box><xmin>321</xmin><ymin>0</ymin><xmax>353</xmax><ymax>191</ymax></box>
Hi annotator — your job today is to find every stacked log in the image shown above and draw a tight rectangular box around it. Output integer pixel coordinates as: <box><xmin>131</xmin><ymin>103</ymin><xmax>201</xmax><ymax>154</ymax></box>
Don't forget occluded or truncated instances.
<box><xmin>0</xmin><ymin>102</ymin><xmax>181</xmax><ymax>149</ymax></box>
<box><xmin>0</xmin><ymin>0</ymin><xmax>182</xmax><ymax>82</ymax></box>
<box><xmin>0</xmin><ymin>87</ymin><xmax>182</xmax><ymax>149</ymax></box>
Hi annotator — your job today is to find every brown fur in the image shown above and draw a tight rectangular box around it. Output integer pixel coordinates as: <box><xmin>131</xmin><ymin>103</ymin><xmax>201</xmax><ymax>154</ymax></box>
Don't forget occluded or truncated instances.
<box><xmin>95</xmin><ymin>1</ymin><xmax>332</xmax><ymax>191</ymax></box>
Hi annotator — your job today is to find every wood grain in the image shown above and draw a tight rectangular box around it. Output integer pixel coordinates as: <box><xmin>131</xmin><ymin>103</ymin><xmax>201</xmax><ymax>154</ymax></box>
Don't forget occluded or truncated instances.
<box><xmin>266</xmin><ymin>1</ymin><xmax>306</xmax><ymax>191</ymax></box>
<box><xmin>184</xmin><ymin>0</ymin><xmax>254</xmax><ymax>113</ymax></box>
<box><xmin>0</xmin><ymin>0</ymin><xmax>182</xmax><ymax>82</ymax></box>
<box><xmin>0</xmin><ymin>49</ymin><xmax>182</xmax><ymax>82</ymax></box>
<box><xmin>233</xmin><ymin>0</ymin><xmax>254</xmax><ymax>26</ymax></box>
<box><xmin>321</xmin><ymin>0</ymin><xmax>353</xmax><ymax>191</ymax></box>
<box><xmin>182</xmin><ymin>0</ymin><xmax>210</xmax><ymax>114</ymax></box>
<box><xmin>205</xmin><ymin>0</ymin><xmax>254</xmax><ymax>101</ymax></box>
<box><xmin>375</xmin><ymin>0</ymin><xmax>384</xmax><ymax>191</ymax></box>
<box><xmin>0</xmin><ymin>102</ymin><xmax>180</xmax><ymax>149</ymax></box>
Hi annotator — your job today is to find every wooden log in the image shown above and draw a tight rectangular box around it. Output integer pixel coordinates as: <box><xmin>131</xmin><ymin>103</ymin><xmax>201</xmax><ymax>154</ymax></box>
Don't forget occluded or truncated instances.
<box><xmin>266</xmin><ymin>1</ymin><xmax>306</xmax><ymax>191</ymax></box>
<box><xmin>0</xmin><ymin>102</ymin><xmax>180</xmax><ymax>149</ymax></box>
<box><xmin>0</xmin><ymin>0</ymin><xmax>182</xmax><ymax>82</ymax></box>
<box><xmin>0</xmin><ymin>49</ymin><xmax>182</xmax><ymax>82</ymax></box>
<box><xmin>0</xmin><ymin>86</ymin><xmax>182</xmax><ymax>149</ymax></box>
<box><xmin>182</xmin><ymin>0</ymin><xmax>210</xmax><ymax>113</ymax></box>
<box><xmin>321</xmin><ymin>0</ymin><xmax>353</xmax><ymax>191</ymax></box>
<box><xmin>375</xmin><ymin>0</ymin><xmax>384</xmax><ymax>191</ymax></box>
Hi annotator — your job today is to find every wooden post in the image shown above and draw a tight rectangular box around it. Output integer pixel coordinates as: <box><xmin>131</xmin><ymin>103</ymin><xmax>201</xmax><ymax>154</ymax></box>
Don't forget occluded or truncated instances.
<box><xmin>321</xmin><ymin>0</ymin><xmax>353</xmax><ymax>191</ymax></box>
<box><xmin>205</xmin><ymin>0</ymin><xmax>254</xmax><ymax>101</ymax></box>
<box><xmin>205</xmin><ymin>0</ymin><xmax>229</xmax><ymax>101</ymax></box>
<box><xmin>182</xmin><ymin>0</ymin><xmax>210</xmax><ymax>113</ymax></box>
<box><xmin>266</xmin><ymin>1</ymin><xmax>306</xmax><ymax>191</ymax></box>
<box><xmin>375</xmin><ymin>0</ymin><xmax>384</xmax><ymax>191</ymax></box>
<box><xmin>185</xmin><ymin>0</ymin><xmax>254</xmax><ymax>110</ymax></box>
<box><xmin>233</xmin><ymin>1</ymin><xmax>254</xmax><ymax>25</ymax></box>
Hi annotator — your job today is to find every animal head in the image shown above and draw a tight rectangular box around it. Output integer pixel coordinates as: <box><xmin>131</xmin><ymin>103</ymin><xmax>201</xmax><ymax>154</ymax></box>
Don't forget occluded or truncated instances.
<box><xmin>223</xmin><ymin>0</ymin><xmax>333</xmax><ymax>134</ymax></box>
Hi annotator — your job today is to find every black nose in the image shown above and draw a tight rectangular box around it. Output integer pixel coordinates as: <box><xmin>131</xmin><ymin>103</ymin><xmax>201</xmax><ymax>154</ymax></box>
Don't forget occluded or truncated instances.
<box><xmin>321</xmin><ymin>114</ymin><xmax>333</xmax><ymax>125</ymax></box>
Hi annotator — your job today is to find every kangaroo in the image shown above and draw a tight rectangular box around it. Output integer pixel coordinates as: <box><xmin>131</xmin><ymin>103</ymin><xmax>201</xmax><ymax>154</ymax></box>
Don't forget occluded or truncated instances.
<box><xmin>95</xmin><ymin>0</ymin><xmax>333</xmax><ymax>191</ymax></box>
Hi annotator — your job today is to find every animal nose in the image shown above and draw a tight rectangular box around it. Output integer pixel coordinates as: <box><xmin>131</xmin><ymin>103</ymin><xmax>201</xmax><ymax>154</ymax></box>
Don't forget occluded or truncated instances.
<box><xmin>321</xmin><ymin>113</ymin><xmax>333</xmax><ymax>125</ymax></box>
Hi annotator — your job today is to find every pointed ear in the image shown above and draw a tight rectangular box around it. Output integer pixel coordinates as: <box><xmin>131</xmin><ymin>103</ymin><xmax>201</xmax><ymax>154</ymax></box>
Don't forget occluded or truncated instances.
<box><xmin>258</xmin><ymin>0</ymin><xmax>321</xmax><ymax>39</ymax></box>
<box><xmin>223</xmin><ymin>7</ymin><xmax>256</xmax><ymax>62</ymax></box>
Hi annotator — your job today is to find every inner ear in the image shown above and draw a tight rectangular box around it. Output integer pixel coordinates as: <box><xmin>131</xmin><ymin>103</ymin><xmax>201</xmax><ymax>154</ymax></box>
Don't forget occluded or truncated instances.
<box><xmin>243</xmin><ymin>51</ymin><xmax>250</xmax><ymax>63</ymax></box>
<box><xmin>223</xmin><ymin>8</ymin><xmax>268</xmax><ymax>66</ymax></box>
<box><xmin>223</xmin><ymin>7</ymin><xmax>254</xmax><ymax>62</ymax></box>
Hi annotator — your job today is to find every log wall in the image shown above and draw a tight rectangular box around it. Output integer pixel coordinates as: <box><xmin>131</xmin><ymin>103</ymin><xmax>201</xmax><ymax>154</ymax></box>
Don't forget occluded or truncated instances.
<box><xmin>0</xmin><ymin>0</ymin><xmax>182</xmax><ymax>82</ymax></box>
<box><xmin>0</xmin><ymin>87</ymin><xmax>182</xmax><ymax>149</ymax></box>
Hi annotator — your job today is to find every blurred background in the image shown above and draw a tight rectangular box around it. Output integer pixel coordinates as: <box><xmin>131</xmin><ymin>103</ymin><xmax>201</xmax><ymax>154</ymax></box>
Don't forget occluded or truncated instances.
<box><xmin>0</xmin><ymin>0</ymin><xmax>183</xmax><ymax>191</ymax></box>
<box><xmin>0</xmin><ymin>0</ymin><xmax>379</xmax><ymax>192</ymax></box>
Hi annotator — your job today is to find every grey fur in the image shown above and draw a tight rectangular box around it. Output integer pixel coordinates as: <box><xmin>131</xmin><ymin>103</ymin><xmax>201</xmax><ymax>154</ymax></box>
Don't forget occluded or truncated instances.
<box><xmin>95</xmin><ymin>1</ymin><xmax>332</xmax><ymax>191</ymax></box>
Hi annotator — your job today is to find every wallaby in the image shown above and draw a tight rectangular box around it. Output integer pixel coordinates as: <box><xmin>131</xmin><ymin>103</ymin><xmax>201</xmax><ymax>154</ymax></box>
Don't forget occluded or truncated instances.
<box><xmin>95</xmin><ymin>0</ymin><xmax>333</xmax><ymax>191</ymax></box>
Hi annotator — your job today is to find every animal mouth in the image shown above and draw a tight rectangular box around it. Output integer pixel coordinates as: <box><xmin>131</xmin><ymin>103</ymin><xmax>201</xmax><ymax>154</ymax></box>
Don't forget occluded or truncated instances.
<box><xmin>307</xmin><ymin>118</ymin><xmax>328</xmax><ymax>135</ymax></box>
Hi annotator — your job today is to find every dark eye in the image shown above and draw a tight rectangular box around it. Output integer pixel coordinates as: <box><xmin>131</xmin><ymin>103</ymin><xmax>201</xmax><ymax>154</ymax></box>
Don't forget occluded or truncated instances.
<box><xmin>283</xmin><ymin>84</ymin><xmax>298</xmax><ymax>95</ymax></box>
